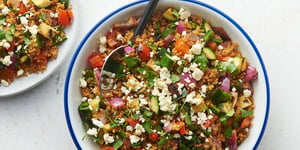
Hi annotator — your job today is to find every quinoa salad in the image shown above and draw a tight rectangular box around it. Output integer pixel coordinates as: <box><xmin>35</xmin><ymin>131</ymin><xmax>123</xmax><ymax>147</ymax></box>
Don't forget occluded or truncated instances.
<box><xmin>78</xmin><ymin>7</ymin><xmax>258</xmax><ymax>150</ymax></box>
<box><xmin>0</xmin><ymin>0</ymin><xmax>73</xmax><ymax>86</ymax></box>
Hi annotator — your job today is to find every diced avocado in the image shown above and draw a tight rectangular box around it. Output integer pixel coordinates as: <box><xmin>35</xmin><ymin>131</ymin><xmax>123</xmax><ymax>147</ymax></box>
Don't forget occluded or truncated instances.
<box><xmin>32</xmin><ymin>0</ymin><xmax>52</xmax><ymax>8</ymax></box>
<box><xmin>237</xmin><ymin>96</ymin><xmax>252</xmax><ymax>108</ymax></box>
<box><xmin>159</xmin><ymin>53</ymin><xmax>175</xmax><ymax>69</ymax></box>
<box><xmin>89</xmin><ymin>97</ymin><xmax>100</xmax><ymax>114</ymax></box>
<box><xmin>38</xmin><ymin>22</ymin><xmax>58</xmax><ymax>39</ymax></box>
<box><xmin>150</xmin><ymin>96</ymin><xmax>159</xmax><ymax>114</ymax></box>
<box><xmin>163</xmin><ymin>8</ymin><xmax>177</xmax><ymax>21</ymax></box>
<box><xmin>203</xmin><ymin>47</ymin><xmax>216</xmax><ymax>60</ymax></box>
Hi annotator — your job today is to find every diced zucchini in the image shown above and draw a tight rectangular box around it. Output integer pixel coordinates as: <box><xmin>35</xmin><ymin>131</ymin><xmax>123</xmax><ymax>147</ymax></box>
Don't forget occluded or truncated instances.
<box><xmin>203</xmin><ymin>47</ymin><xmax>216</xmax><ymax>60</ymax></box>
<box><xmin>218</xmin><ymin>102</ymin><xmax>232</xmax><ymax>113</ymax></box>
<box><xmin>232</xmin><ymin>56</ymin><xmax>248</xmax><ymax>72</ymax></box>
<box><xmin>159</xmin><ymin>53</ymin><xmax>175</xmax><ymax>69</ymax></box>
<box><xmin>192</xmin><ymin>94</ymin><xmax>206</xmax><ymax>112</ymax></box>
<box><xmin>163</xmin><ymin>8</ymin><xmax>177</xmax><ymax>21</ymax></box>
<box><xmin>150</xmin><ymin>96</ymin><xmax>159</xmax><ymax>114</ymax></box>
<box><xmin>89</xmin><ymin>97</ymin><xmax>100</xmax><ymax>114</ymax></box>
<box><xmin>32</xmin><ymin>0</ymin><xmax>51</xmax><ymax>8</ymax></box>
<box><xmin>127</xmin><ymin>98</ymin><xmax>140</xmax><ymax>110</ymax></box>
<box><xmin>203</xmin><ymin>22</ymin><xmax>212</xmax><ymax>32</ymax></box>
<box><xmin>38</xmin><ymin>22</ymin><xmax>58</xmax><ymax>39</ymax></box>
<box><xmin>20</xmin><ymin>55</ymin><xmax>30</xmax><ymax>64</ymax></box>
<box><xmin>237</xmin><ymin>96</ymin><xmax>252</xmax><ymax>108</ymax></box>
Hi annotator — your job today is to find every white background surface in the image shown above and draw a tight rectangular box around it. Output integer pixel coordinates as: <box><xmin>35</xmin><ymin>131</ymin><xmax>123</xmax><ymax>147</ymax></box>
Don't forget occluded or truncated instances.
<box><xmin>0</xmin><ymin>0</ymin><xmax>298</xmax><ymax>149</ymax></box>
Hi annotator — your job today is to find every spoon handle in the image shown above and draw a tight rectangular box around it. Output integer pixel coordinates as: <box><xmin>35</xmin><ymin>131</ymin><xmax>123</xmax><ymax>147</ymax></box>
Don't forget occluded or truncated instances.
<box><xmin>133</xmin><ymin>0</ymin><xmax>159</xmax><ymax>37</ymax></box>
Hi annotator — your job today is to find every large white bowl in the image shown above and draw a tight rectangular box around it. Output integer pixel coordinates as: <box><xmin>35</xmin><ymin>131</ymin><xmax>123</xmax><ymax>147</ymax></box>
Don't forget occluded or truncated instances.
<box><xmin>0</xmin><ymin>0</ymin><xmax>79</xmax><ymax>97</ymax></box>
<box><xmin>64</xmin><ymin>0</ymin><xmax>270</xmax><ymax>149</ymax></box>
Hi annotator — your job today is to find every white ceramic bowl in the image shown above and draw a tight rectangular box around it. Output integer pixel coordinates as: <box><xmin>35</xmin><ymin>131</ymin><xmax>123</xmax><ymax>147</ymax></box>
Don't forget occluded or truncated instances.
<box><xmin>0</xmin><ymin>0</ymin><xmax>79</xmax><ymax>97</ymax></box>
<box><xmin>64</xmin><ymin>0</ymin><xmax>270</xmax><ymax>149</ymax></box>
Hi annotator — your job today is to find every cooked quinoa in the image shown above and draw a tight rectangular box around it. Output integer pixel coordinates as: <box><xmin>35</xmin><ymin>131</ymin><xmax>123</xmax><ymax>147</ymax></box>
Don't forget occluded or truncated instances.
<box><xmin>0</xmin><ymin>0</ymin><xmax>72</xmax><ymax>86</ymax></box>
<box><xmin>79</xmin><ymin>7</ymin><xmax>258</xmax><ymax>150</ymax></box>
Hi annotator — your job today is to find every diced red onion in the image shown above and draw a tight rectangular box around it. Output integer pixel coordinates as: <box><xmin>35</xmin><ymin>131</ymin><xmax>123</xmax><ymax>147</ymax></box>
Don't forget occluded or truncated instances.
<box><xmin>180</xmin><ymin>73</ymin><xmax>196</xmax><ymax>86</ymax></box>
<box><xmin>177</xmin><ymin>21</ymin><xmax>186</xmax><ymax>34</ymax></box>
<box><xmin>227</xmin><ymin>130</ymin><xmax>237</xmax><ymax>150</ymax></box>
<box><xmin>164</xmin><ymin>124</ymin><xmax>171</xmax><ymax>132</ymax></box>
<box><xmin>124</xmin><ymin>46</ymin><xmax>135</xmax><ymax>54</ymax></box>
<box><xmin>110</xmin><ymin>97</ymin><xmax>125</xmax><ymax>109</ymax></box>
<box><xmin>220</xmin><ymin>77</ymin><xmax>230</xmax><ymax>92</ymax></box>
<box><xmin>213</xmin><ymin>27</ymin><xmax>231</xmax><ymax>41</ymax></box>
<box><xmin>244</xmin><ymin>66</ymin><xmax>258</xmax><ymax>82</ymax></box>
<box><xmin>163</xmin><ymin>33</ymin><xmax>175</xmax><ymax>48</ymax></box>
<box><xmin>7</xmin><ymin>54</ymin><xmax>16</xmax><ymax>70</ymax></box>
<box><xmin>187</xmin><ymin>33</ymin><xmax>200</xmax><ymax>41</ymax></box>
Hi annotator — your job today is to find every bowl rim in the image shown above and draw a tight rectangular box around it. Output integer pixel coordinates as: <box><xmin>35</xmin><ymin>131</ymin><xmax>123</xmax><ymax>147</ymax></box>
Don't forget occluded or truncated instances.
<box><xmin>64</xmin><ymin>0</ymin><xmax>270</xmax><ymax>149</ymax></box>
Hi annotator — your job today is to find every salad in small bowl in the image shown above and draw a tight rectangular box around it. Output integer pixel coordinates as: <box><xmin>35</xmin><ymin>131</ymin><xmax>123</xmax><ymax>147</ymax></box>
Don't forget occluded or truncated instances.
<box><xmin>64</xmin><ymin>0</ymin><xmax>270</xmax><ymax>149</ymax></box>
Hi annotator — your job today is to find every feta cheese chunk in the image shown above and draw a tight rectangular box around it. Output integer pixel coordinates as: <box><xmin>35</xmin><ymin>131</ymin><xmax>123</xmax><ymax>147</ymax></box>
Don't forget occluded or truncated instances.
<box><xmin>129</xmin><ymin>135</ymin><xmax>140</xmax><ymax>144</ymax></box>
<box><xmin>103</xmin><ymin>133</ymin><xmax>115</xmax><ymax>144</ymax></box>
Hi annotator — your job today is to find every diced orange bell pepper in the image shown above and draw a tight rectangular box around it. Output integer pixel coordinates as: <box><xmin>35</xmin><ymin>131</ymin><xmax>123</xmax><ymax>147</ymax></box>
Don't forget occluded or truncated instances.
<box><xmin>58</xmin><ymin>10</ymin><xmax>73</xmax><ymax>25</ymax></box>
<box><xmin>174</xmin><ymin>39</ymin><xmax>190</xmax><ymax>56</ymax></box>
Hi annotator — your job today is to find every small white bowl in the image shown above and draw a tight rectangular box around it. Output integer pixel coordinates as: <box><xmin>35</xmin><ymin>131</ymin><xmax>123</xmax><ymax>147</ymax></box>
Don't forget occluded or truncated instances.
<box><xmin>64</xmin><ymin>0</ymin><xmax>270</xmax><ymax>149</ymax></box>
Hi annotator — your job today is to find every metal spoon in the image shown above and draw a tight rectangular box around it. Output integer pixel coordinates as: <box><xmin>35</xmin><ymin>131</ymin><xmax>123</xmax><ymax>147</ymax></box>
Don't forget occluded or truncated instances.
<box><xmin>100</xmin><ymin>0</ymin><xmax>159</xmax><ymax>93</ymax></box>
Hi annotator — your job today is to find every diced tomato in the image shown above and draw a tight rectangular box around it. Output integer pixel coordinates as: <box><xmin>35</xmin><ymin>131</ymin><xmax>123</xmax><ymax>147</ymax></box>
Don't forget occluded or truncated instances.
<box><xmin>34</xmin><ymin>53</ymin><xmax>48</xmax><ymax>66</ymax></box>
<box><xmin>18</xmin><ymin>2</ymin><xmax>27</xmax><ymax>14</ymax></box>
<box><xmin>0</xmin><ymin>68</ymin><xmax>15</xmax><ymax>83</ymax></box>
<box><xmin>240</xmin><ymin>116</ymin><xmax>252</xmax><ymax>129</ymax></box>
<box><xmin>58</xmin><ymin>10</ymin><xmax>73</xmax><ymax>26</ymax></box>
<box><xmin>148</xmin><ymin>132</ymin><xmax>159</xmax><ymax>141</ymax></box>
<box><xmin>203</xmin><ymin>115</ymin><xmax>218</xmax><ymax>128</ymax></box>
<box><xmin>102</xmin><ymin>147</ymin><xmax>114</xmax><ymax>150</ymax></box>
<box><xmin>88</xmin><ymin>53</ymin><xmax>104</xmax><ymax>68</ymax></box>
<box><xmin>138</xmin><ymin>44</ymin><xmax>150</xmax><ymax>61</ymax></box>
<box><xmin>174</xmin><ymin>39</ymin><xmax>190</xmax><ymax>56</ymax></box>
<box><xmin>216</xmin><ymin>55</ymin><xmax>230</xmax><ymax>61</ymax></box>
<box><xmin>170</xmin><ymin>121</ymin><xmax>187</xmax><ymax>135</ymax></box>
<box><xmin>126</xmin><ymin>117</ymin><xmax>139</xmax><ymax>128</ymax></box>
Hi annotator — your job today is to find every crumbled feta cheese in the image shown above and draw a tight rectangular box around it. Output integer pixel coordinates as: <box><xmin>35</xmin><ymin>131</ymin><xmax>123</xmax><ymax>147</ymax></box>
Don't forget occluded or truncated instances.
<box><xmin>103</xmin><ymin>133</ymin><xmax>115</xmax><ymax>144</ymax></box>
<box><xmin>126</xmin><ymin>125</ymin><xmax>133</xmax><ymax>131</ymax></box>
<box><xmin>232</xmin><ymin>87</ymin><xmax>237</xmax><ymax>92</ymax></box>
<box><xmin>243</xmin><ymin>89</ymin><xmax>252</xmax><ymax>97</ymax></box>
<box><xmin>3</xmin><ymin>41</ymin><xmax>11</xmax><ymax>49</ymax></box>
<box><xmin>17</xmin><ymin>69</ymin><xmax>24</xmax><ymax>76</ymax></box>
<box><xmin>185</xmin><ymin>91</ymin><xmax>202</xmax><ymax>105</ymax></box>
<box><xmin>218</xmin><ymin>45</ymin><xmax>224</xmax><ymax>50</ymax></box>
<box><xmin>129</xmin><ymin>135</ymin><xmax>140</xmax><ymax>144</ymax></box>
<box><xmin>174</xmin><ymin>133</ymin><xmax>181</xmax><ymax>138</ymax></box>
<box><xmin>2</xmin><ymin>55</ymin><xmax>12</xmax><ymax>66</ymax></box>
<box><xmin>0</xmin><ymin>80</ymin><xmax>9</xmax><ymax>86</ymax></box>
<box><xmin>119</xmin><ymin>118</ymin><xmax>125</xmax><ymax>124</ymax></box>
<box><xmin>146</xmin><ymin>143</ymin><xmax>152</xmax><ymax>150</ymax></box>
<box><xmin>197</xmin><ymin>112</ymin><xmax>208</xmax><ymax>125</ymax></box>
<box><xmin>135</xmin><ymin>123</ymin><xmax>145</xmax><ymax>135</ymax></box>
<box><xmin>139</xmin><ymin>94</ymin><xmax>148</xmax><ymax>106</ymax></box>
<box><xmin>116</xmin><ymin>34</ymin><xmax>123</xmax><ymax>41</ymax></box>
<box><xmin>28</xmin><ymin>25</ymin><xmax>38</xmax><ymax>35</ymax></box>
<box><xmin>20</xmin><ymin>16</ymin><xmax>28</xmax><ymax>25</ymax></box>
<box><xmin>159</xmin><ymin>95</ymin><xmax>176</xmax><ymax>112</ymax></box>
<box><xmin>81</xmin><ymin>97</ymin><xmax>88</xmax><ymax>102</ymax></box>
<box><xmin>178</xmin><ymin>8</ymin><xmax>191</xmax><ymax>21</ymax></box>
<box><xmin>160</xmin><ymin>119</ymin><xmax>171</xmax><ymax>127</ymax></box>
<box><xmin>50</xmin><ymin>12</ymin><xmax>58</xmax><ymax>18</ymax></box>
<box><xmin>150</xmin><ymin>51</ymin><xmax>154</xmax><ymax>58</ymax></box>
<box><xmin>192</xmin><ymin>68</ymin><xmax>204</xmax><ymax>81</ymax></box>
<box><xmin>91</xmin><ymin>118</ymin><xmax>104</xmax><ymax>128</ymax></box>
<box><xmin>1</xmin><ymin>7</ymin><xmax>10</xmax><ymax>15</ymax></box>
<box><xmin>183</xmin><ymin>53</ymin><xmax>194</xmax><ymax>62</ymax></box>
<box><xmin>79</xmin><ymin>78</ymin><xmax>87</xmax><ymax>88</ymax></box>
<box><xmin>86</xmin><ymin>128</ymin><xmax>98</xmax><ymax>137</ymax></box>
<box><xmin>185</xmin><ymin>135</ymin><xmax>193</xmax><ymax>140</ymax></box>
<box><xmin>99</xmin><ymin>36</ymin><xmax>107</xmax><ymax>45</ymax></box>
<box><xmin>121</xmin><ymin>86</ymin><xmax>130</xmax><ymax>95</ymax></box>
<box><xmin>190</xmin><ymin>43</ymin><xmax>204</xmax><ymax>55</ymax></box>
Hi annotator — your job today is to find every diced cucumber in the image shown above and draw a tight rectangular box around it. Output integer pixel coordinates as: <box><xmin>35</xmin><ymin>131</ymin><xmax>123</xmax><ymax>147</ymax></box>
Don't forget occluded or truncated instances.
<box><xmin>150</xmin><ymin>96</ymin><xmax>159</xmax><ymax>114</ymax></box>
<box><xmin>203</xmin><ymin>47</ymin><xmax>216</xmax><ymax>60</ymax></box>
<box><xmin>159</xmin><ymin>53</ymin><xmax>175</xmax><ymax>69</ymax></box>
<box><xmin>163</xmin><ymin>8</ymin><xmax>177</xmax><ymax>21</ymax></box>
